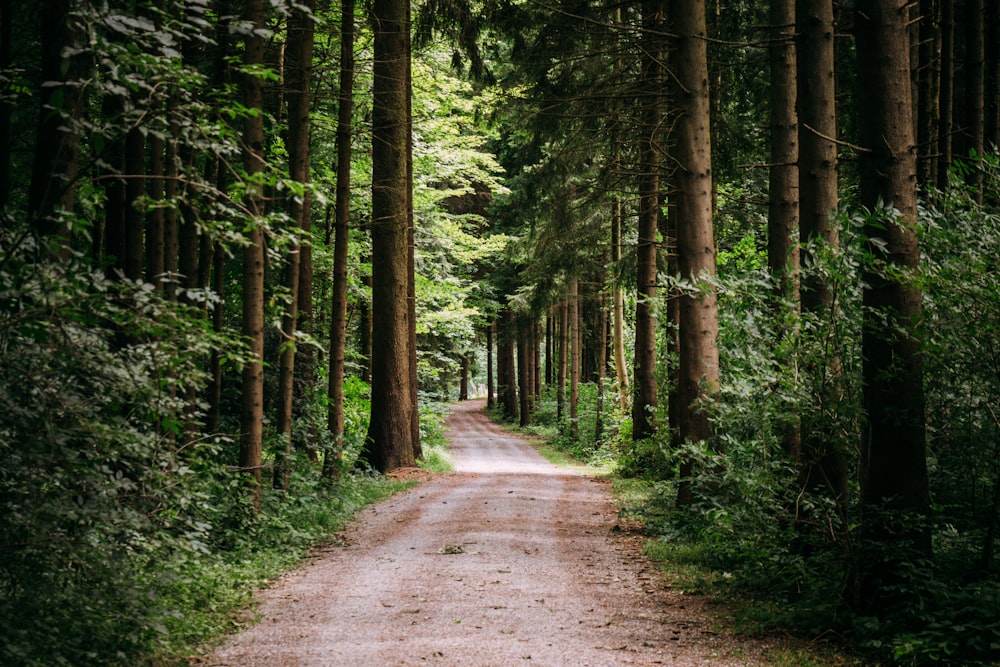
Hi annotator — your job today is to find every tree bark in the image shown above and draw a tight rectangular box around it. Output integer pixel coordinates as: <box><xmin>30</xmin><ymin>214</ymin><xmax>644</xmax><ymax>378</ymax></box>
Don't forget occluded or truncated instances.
<box><xmin>632</xmin><ymin>0</ymin><xmax>664</xmax><ymax>444</ymax></box>
<box><xmin>364</xmin><ymin>0</ymin><xmax>416</xmax><ymax>471</ymax></box>
<box><xmin>964</xmin><ymin>0</ymin><xmax>985</xmax><ymax>202</ymax></box>
<box><xmin>240</xmin><ymin>0</ymin><xmax>268</xmax><ymax>509</ymax></box>
<box><xmin>326</xmin><ymin>0</ymin><xmax>355</xmax><ymax>480</ymax></box>
<box><xmin>796</xmin><ymin>0</ymin><xmax>848</xmax><ymax>520</ymax></box>
<box><xmin>768</xmin><ymin>0</ymin><xmax>799</xmax><ymax>302</ymax></box>
<box><xmin>29</xmin><ymin>0</ymin><xmax>85</xmax><ymax>249</ymax></box>
<box><xmin>855</xmin><ymin>0</ymin><xmax>932</xmax><ymax>612</ymax></box>
<box><xmin>275</xmin><ymin>0</ymin><xmax>315</xmax><ymax>491</ymax></box>
<box><xmin>569</xmin><ymin>279</ymin><xmax>580</xmax><ymax>442</ymax></box>
<box><xmin>916</xmin><ymin>0</ymin><xmax>939</xmax><ymax>188</ymax></box>
<box><xmin>671</xmin><ymin>0</ymin><xmax>721</xmax><ymax>505</ymax></box>
<box><xmin>937</xmin><ymin>0</ymin><xmax>954</xmax><ymax>190</ymax></box>
<box><xmin>486</xmin><ymin>322</ymin><xmax>495</xmax><ymax>408</ymax></box>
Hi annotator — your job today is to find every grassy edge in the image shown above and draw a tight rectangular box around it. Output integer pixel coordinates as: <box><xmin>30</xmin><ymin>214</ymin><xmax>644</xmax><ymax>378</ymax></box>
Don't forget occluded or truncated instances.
<box><xmin>150</xmin><ymin>474</ymin><xmax>422</xmax><ymax>666</ymax></box>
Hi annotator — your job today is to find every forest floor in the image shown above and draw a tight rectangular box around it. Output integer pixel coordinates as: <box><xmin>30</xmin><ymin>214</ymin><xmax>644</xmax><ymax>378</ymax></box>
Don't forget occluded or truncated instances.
<box><xmin>197</xmin><ymin>399</ymin><xmax>851</xmax><ymax>666</ymax></box>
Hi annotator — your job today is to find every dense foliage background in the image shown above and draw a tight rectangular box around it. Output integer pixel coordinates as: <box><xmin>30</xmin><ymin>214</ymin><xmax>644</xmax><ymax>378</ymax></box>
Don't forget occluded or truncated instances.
<box><xmin>2</xmin><ymin>0</ymin><xmax>1000</xmax><ymax>665</ymax></box>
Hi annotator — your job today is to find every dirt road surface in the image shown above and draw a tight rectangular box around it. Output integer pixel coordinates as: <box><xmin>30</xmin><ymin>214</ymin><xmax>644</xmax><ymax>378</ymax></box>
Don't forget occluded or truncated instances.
<box><xmin>201</xmin><ymin>400</ymin><xmax>784</xmax><ymax>666</ymax></box>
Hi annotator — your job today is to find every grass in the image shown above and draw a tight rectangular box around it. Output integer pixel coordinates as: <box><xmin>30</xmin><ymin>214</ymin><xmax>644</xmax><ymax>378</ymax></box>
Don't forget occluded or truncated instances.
<box><xmin>147</xmin><ymin>472</ymin><xmax>418</xmax><ymax>666</ymax></box>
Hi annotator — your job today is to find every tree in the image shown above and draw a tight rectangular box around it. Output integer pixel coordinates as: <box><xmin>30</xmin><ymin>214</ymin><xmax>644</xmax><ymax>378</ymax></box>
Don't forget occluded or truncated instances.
<box><xmin>632</xmin><ymin>0</ymin><xmax>664</xmax><ymax>443</ymax></box>
<box><xmin>274</xmin><ymin>0</ymin><xmax>316</xmax><ymax>491</ymax></box>
<box><xmin>671</xmin><ymin>0</ymin><xmax>721</xmax><ymax>504</ymax></box>
<box><xmin>855</xmin><ymin>0</ymin><xmax>932</xmax><ymax>612</ymax></box>
<box><xmin>239</xmin><ymin>0</ymin><xmax>268</xmax><ymax>507</ymax></box>
<box><xmin>28</xmin><ymin>0</ymin><xmax>86</xmax><ymax>248</ymax></box>
<box><xmin>795</xmin><ymin>0</ymin><xmax>848</xmax><ymax>523</ymax></box>
<box><xmin>326</xmin><ymin>0</ymin><xmax>355</xmax><ymax>479</ymax></box>
<box><xmin>768</xmin><ymin>0</ymin><xmax>799</xmax><ymax>304</ymax></box>
<box><xmin>364</xmin><ymin>0</ymin><xmax>416</xmax><ymax>471</ymax></box>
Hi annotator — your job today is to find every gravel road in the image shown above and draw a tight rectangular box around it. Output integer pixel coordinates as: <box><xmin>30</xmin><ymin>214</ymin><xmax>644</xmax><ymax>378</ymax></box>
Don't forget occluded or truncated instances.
<box><xmin>200</xmin><ymin>399</ymin><xmax>784</xmax><ymax>666</ymax></box>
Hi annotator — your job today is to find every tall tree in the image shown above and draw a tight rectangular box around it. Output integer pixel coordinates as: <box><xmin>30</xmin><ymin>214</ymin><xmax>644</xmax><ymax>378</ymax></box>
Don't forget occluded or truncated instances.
<box><xmin>29</xmin><ymin>0</ymin><xmax>86</xmax><ymax>249</ymax></box>
<box><xmin>239</xmin><ymin>0</ymin><xmax>268</xmax><ymax>508</ymax></box>
<box><xmin>671</xmin><ymin>0</ymin><xmax>721</xmax><ymax>505</ymax></box>
<box><xmin>632</xmin><ymin>0</ymin><xmax>664</xmax><ymax>443</ymax></box>
<box><xmin>768</xmin><ymin>0</ymin><xmax>799</xmax><ymax>303</ymax></box>
<box><xmin>855</xmin><ymin>0</ymin><xmax>932</xmax><ymax>612</ymax></box>
<box><xmin>326</xmin><ymin>0</ymin><xmax>355</xmax><ymax>479</ymax></box>
<box><xmin>364</xmin><ymin>0</ymin><xmax>416</xmax><ymax>471</ymax></box>
<box><xmin>274</xmin><ymin>0</ymin><xmax>316</xmax><ymax>491</ymax></box>
<box><xmin>795</xmin><ymin>0</ymin><xmax>848</xmax><ymax>521</ymax></box>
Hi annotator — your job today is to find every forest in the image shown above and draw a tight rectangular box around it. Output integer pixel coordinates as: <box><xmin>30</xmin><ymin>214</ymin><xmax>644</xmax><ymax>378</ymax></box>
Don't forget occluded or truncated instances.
<box><xmin>2</xmin><ymin>0</ymin><xmax>1000</xmax><ymax>664</ymax></box>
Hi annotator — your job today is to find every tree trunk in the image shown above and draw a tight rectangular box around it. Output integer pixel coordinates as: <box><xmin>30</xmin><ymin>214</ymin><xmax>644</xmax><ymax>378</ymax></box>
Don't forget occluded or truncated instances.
<box><xmin>768</xmin><ymin>0</ymin><xmax>799</xmax><ymax>302</ymax></box>
<box><xmin>855</xmin><ymin>0</ymin><xmax>932</xmax><ymax>613</ymax></box>
<box><xmin>364</xmin><ymin>0</ymin><xmax>416</xmax><ymax>472</ymax></box>
<box><xmin>240</xmin><ymin>0</ymin><xmax>268</xmax><ymax>509</ymax></box>
<box><xmin>518</xmin><ymin>318</ymin><xmax>531</xmax><ymax>427</ymax></box>
<box><xmin>29</xmin><ymin>0</ymin><xmax>85</xmax><ymax>249</ymax></box>
<box><xmin>544</xmin><ymin>313</ymin><xmax>554</xmax><ymax>387</ymax></box>
<box><xmin>768</xmin><ymin>0</ymin><xmax>802</xmax><ymax>460</ymax></box>
<box><xmin>595</xmin><ymin>286</ymin><xmax>608</xmax><ymax>444</ymax></box>
<box><xmin>557</xmin><ymin>299</ymin><xmax>568</xmax><ymax>427</ymax></box>
<box><xmin>916</xmin><ymin>0</ymin><xmax>939</xmax><ymax>188</ymax></box>
<box><xmin>498</xmin><ymin>309</ymin><xmax>519</xmax><ymax>421</ymax></box>
<box><xmin>326</xmin><ymin>0</ymin><xmax>354</xmax><ymax>480</ymax></box>
<box><xmin>797</xmin><ymin>0</ymin><xmax>839</xmax><ymax>309</ymax></box>
<box><xmin>671</xmin><ymin>0</ymin><xmax>721</xmax><ymax>505</ymax></box>
<box><xmin>123</xmin><ymin>128</ymin><xmax>145</xmax><ymax>282</ymax></box>
<box><xmin>987</xmin><ymin>0</ymin><xmax>1000</xmax><ymax>150</ymax></box>
<box><xmin>937</xmin><ymin>0</ymin><xmax>954</xmax><ymax>190</ymax></box>
<box><xmin>964</xmin><ymin>0</ymin><xmax>985</xmax><ymax>202</ymax></box>
<box><xmin>459</xmin><ymin>354</ymin><xmax>470</xmax><ymax>400</ymax></box>
<box><xmin>146</xmin><ymin>135</ymin><xmax>165</xmax><ymax>290</ymax></box>
<box><xmin>796</xmin><ymin>0</ymin><xmax>848</xmax><ymax>521</ymax></box>
<box><xmin>569</xmin><ymin>278</ymin><xmax>580</xmax><ymax>442</ymax></box>
<box><xmin>632</xmin><ymin>0</ymin><xmax>664</xmax><ymax>444</ymax></box>
<box><xmin>0</xmin><ymin>0</ymin><xmax>10</xmax><ymax>210</ymax></box>
<box><xmin>486</xmin><ymin>322</ymin><xmax>495</xmax><ymax>408</ymax></box>
<box><xmin>274</xmin><ymin>0</ymin><xmax>315</xmax><ymax>491</ymax></box>
<box><xmin>611</xmin><ymin>186</ymin><xmax>629</xmax><ymax>414</ymax></box>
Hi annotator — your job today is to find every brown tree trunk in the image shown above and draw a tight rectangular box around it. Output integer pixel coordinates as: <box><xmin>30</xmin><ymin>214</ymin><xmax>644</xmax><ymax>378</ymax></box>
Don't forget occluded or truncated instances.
<box><xmin>544</xmin><ymin>313</ymin><xmax>554</xmax><ymax>387</ymax></box>
<box><xmin>569</xmin><ymin>279</ymin><xmax>581</xmax><ymax>442</ymax></box>
<box><xmin>29</xmin><ymin>0</ymin><xmax>85</xmax><ymax>249</ymax></box>
<box><xmin>240</xmin><ymin>0</ymin><xmax>268</xmax><ymax>509</ymax></box>
<box><xmin>595</xmin><ymin>286</ymin><xmax>608</xmax><ymax>444</ymax></box>
<box><xmin>855</xmin><ymin>0</ymin><xmax>932</xmax><ymax>612</ymax></box>
<box><xmin>557</xmin><ymin>299</ymin><xmax>568</xmax><ymax>426</ymax></box>
<box><xmin>632</xmin><ymin>0</ymin><xmax>664</xmax><ymax>444</ymax></box>
<box><xmin>274</xmin><ymin>0</ymin><xmax>315</xmax><ymax>491</ymax></box>
<box><xmin>611</xmin><ymin>189</ymin><xmax>629</xmax><ymax>414</ymax></box>
<box><xmin>146</xmin><ymin>135</ymin><xmax>165</xmax><ymax>289</ymax></box>
<box><xmin>123</xmin><ymin>128</ymin><xmax>145</xmax><ymax>281</ymax></box>
<box><xmin>518</xmin><ymin>317</ymin><xmax>531</xmax><ymax>427</ymax></box>
<box><xmin>364</xmin><ymin>0</ymin><xmax>416</xmax><ymax>471</ymax></box>
<box><xmin>769</xmin><ymin>0</ymin><xmax>802</xmax><ymax>460</ymax></box>
<box><xmin>964</xmin><ymin>0</ymin><xmax>985</xmax><ymax>202</ymax></box>
<box><xmin>498</xmin><ymin>309</ymin><xmax>519</xmax><ymax>421</ymax></box>
<box><xmin>486</xmin><ymin>322</ymin><xmax>495</xmax><ymax>408</ymax></box>
<box><xmin>796</xmin><ymin>0</ymin><xmax>849</xmax><ymax>520</ymax></box>
<box><xmin>459</xmin><ymin>354</ymin><xmax>470</xmax><ymax>401</ymax></box>
<box><xmin>797</xmin><ymin>0</ymin><xmax>839</xmax><ymax>309</ymax></box>
<box><xmin>768</xmin><ymin>0</ymin><xmax>799</xmax><ymax>302</ymax></box>
<box><xmin>0</xmin><ymin>0</ymin><xmax>10</xmax><ymax>210</ymax></box>
<box><xmin>987</xmin><ymin>0</ymin><xmax>1000</xmax><ymax>150</ymax></box>
<box><xmin>937</xmin><ymin>0</ymin><xmax>954</xmax><ymax>190</ymax></box>
<box><xmin>325</xmin><ymin>0</ymin><xmax>354</xmax><ymax>480</ymax></box>
<box><xmin>916</xmin><ymin>0</ymin><xmax>940</xmax><ymax>188</ymax></box>
<box><xmin>671</xmin><ymin>0</ymin><xmax>721</xmax><ymax>505</ymax></box>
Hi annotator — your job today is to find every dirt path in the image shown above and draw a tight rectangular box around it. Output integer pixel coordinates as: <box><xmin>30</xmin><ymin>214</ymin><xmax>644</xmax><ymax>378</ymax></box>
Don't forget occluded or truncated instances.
<box><xmin>201</xmin><ymin>400</ymin><xmax>783</xmax><ymax>666</ymax></box>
